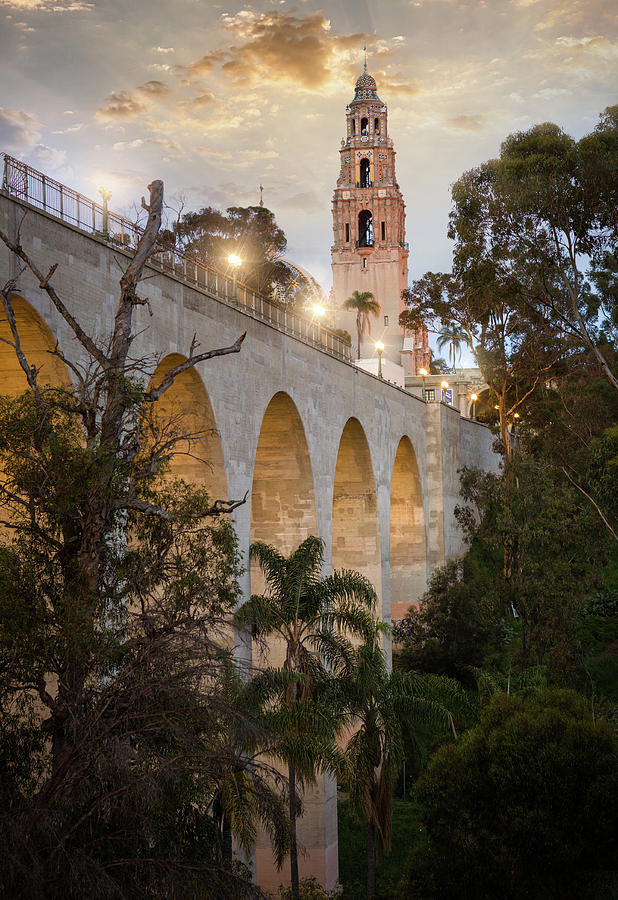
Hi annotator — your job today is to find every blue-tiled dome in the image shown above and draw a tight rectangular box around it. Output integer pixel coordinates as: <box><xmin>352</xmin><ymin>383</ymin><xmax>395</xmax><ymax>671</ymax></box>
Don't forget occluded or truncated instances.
<box><xmin>354</xmin><ymin>71</ymin><xmax>380</xmax><ymax>101</ymax></box>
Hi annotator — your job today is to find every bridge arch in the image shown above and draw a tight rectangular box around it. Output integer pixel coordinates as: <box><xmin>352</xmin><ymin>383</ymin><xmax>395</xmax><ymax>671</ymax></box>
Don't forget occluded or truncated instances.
<box><xmin>390</xmin><ymin>435</ymin><xmax>426</xmax><ymax>623</ymax></box>
<box><xmin>249</xmin><ymin>390</ymin><xmax>318</xmax><ymax>561</ymax></box>
<box><xmin>0</xmin><ymin>295</ymin><xmax>70</xmax><ymax>394</ymax></box>
<box><xmin>331</xmin><ymin>417</ymin><xmax>381</xmax><ymax>610</ymax></box>
<box><xmin>147</xmin><ymin>354</ymin><xmax>227</xmax><ymax>499</ymax></box>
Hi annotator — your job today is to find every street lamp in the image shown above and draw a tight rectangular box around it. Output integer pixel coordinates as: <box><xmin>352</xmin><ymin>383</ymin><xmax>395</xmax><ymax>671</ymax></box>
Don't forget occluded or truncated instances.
<box><xmin>418</xmin><ymin>366</ymin><xmax>428</xmax><ymax>401</ymax></box>
<box><xmin>441</xmin><ymin>380</ymin><xmax>449</xmax><ymax>404</ymax></box>
<box><xmin>470</xmin><ymin>392</ymin><xmax>478</xmax><ymax>421</ymax></box>
<box><xmin>375</xmin><ymin>341</ymin><xmax>384</xmax><ymax>379</ymax></box>
<box><xmin>313</xmin><ymin>304</ymin><xmax>325</xmax><ymax>345</ymax></box>
<box><xmin>227</xmin><ymin>253</ymin><xmax>241</xmax><ymax>304</ymax></box>
<box><xmin>98</xmin><ymin>186</ymin><xmax>112</xmax><ymax>241</ymax></box>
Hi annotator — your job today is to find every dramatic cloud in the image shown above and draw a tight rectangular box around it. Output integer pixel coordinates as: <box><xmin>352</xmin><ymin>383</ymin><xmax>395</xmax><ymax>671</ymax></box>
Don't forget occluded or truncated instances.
<box><xmin>178</xmin><ymin>11</ymin><xmax>413</xmax><ymax>95</ymax></box>
<box><xmin>96</xmin><ymin>81</ymin><xmax>170</xmax><ymax>121</ymax></box>
<box><xmin>0</xmin><ymin>106</ymin><xmax>40</xmax><ymax>152</ymax></box>
<box><xmin>97</xmin><ymin>91</ymin><xmax>147</xmax><ymax>121</ymax></box>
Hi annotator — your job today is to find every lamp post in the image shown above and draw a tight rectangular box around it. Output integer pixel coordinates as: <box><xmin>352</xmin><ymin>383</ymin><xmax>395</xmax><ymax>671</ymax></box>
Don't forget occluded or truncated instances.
<box><xmin>418</xmin><ymin>367</ymin><xmax>428</xmax><ymax>401</ymax></box>
<box><xmin>470</xmin><ymin>392</ymin><xmax>478</xmax><ymax>421</ymax></box>
<box><xmin>375</xmin><ymin>341</ymin><xmax>384</xmax><ymax>379</ymax></box>
<box><xmin>313</xmin><ymin>304</ymin><xmax>325</xmax><ymax>345</ymax></box>
<box><xmin>227</xmin><ymin>253</ymin><xmax>242</xmax><ymax>304</ymax></box>
<box><xmin>441</xmin><ymin>380</ymin><xmax>449</xmax><ymax>404</ymax></box>
<box><xmin>98</xmin><ymin>186</ymin><xmax>112</xmax><ymax>241</ymax></box>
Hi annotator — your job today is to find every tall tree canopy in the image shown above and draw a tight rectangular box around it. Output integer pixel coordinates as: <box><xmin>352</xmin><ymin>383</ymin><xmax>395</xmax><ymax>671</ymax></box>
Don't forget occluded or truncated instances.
<box><xmin>164</xmin><ymin>204</ymin><xmax>288</xmax><ymax>297</ymax></box>
<box><xmin>401</xmin><ymin>105</ymin><xmax>618</xmax><ymax>457</ymax></box>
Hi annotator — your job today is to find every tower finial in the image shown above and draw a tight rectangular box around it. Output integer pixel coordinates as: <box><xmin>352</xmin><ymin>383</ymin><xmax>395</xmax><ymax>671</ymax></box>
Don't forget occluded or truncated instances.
<box><xmin>259</xmin><ymin>184</ymin><xmax>264</xmax><ymax>208</ymax></box>
<box><xmin>363</xmin><ymin>42</ymin><xmax>367</xmax><ymax>72</ymax></box>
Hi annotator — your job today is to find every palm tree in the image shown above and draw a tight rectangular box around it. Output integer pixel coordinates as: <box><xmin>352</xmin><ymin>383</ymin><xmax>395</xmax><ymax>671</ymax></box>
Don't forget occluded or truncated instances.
<box><xmin>429</xmin><ymin>353</ymin><xmax>449</xmax><ymax>375</ymax></box>
<box><xmin>343</xmin><ymin>290</ymin><xmax>381</xmax><ymax>359</ymax></box>
<box><xmin>340</xmin><ymin>637</ymin><xmax>456</xmax><ymax>898</ymax></box>
<box><xmin>234</xmin><ymin>536</ymin><xmax>377</xmax><ymax>900</ymax></box>
<box><xmin>437</xmin><ymin>323</ymin><xmax>468</xmax><ymax>373</ymax></box>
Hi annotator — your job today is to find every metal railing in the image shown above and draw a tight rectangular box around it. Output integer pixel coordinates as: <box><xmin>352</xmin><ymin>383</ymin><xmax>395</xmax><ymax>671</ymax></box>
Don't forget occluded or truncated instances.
<box><xmin>0</xmin><ymin>153</ymin><xmax>352</xmax><ymax>362</ymax></box>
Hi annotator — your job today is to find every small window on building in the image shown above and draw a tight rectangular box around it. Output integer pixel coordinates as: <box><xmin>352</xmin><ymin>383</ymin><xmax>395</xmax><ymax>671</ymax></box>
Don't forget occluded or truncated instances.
<box><xmin>426</xmin><ymin>388</ymin><xmax>435</xmax><ymax>402</ymax></box>
<box><xmin>384</xmin><ymin>315</ymin><xmax>389</xmax><ymax>326</ymax></box>
<box><xmin>362</xmin><ymin>257</ymin><xmax>367</xmax><ymax>269</ymax></box>
<box><xmin>381</xmin><ymin>221</ymin><xmax>385</xmax><ymax>241</ymax></box>
<box><xmin>351</xmin><ymin>120</ymin><xmax>356</xmax><ymax>135</ymax></box>
<box><xmin>345</xmin><ymin>223</ymin><xmax>350</xmax><ymax>242</ymax></box>
<box><xmin>361</xmin><ymin>117</ymin><xmax>369</xmax><ymax>135</ymax></box>
<box><xmin>374</xmin><ymin>118</ymin><xmax>380</xmax><ymax>132</ymax></box>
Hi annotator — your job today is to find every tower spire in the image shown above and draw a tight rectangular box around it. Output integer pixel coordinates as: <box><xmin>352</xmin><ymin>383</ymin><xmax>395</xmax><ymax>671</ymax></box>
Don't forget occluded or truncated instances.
<box><xmin>363</xmin><ymin>41</ymin><xmax>367</xmax><ymax>72</ymax></box>
<box><xmin>259</xmin><ymin>184</ymin><xmax>264</xmax><ymax>208</ymax></box>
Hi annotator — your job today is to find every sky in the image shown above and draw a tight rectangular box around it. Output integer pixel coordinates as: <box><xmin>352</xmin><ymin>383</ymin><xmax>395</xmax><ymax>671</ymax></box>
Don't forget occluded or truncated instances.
<box><xmin>1</xmin><ymin>0</ymin><xmax>617</xmax><ymax>297</ymax></box>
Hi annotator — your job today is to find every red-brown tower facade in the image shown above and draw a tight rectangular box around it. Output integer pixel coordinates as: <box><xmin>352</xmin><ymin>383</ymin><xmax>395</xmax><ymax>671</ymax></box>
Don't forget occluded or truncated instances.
<box><xmin>331</xmin><ymin>66</ymin><xmax>429</xmax><ymax>372</ymax></box>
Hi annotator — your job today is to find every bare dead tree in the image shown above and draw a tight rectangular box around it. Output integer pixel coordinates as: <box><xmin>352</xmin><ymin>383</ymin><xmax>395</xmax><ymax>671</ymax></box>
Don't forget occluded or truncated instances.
<box><xmin>0</xmin><ymin>182</ymin><xmax>288</xmax><ymax>898</ymax></box>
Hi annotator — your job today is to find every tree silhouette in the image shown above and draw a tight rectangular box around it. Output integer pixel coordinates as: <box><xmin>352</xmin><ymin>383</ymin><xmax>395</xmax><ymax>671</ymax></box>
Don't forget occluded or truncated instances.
<box><xmin>343</xmin><ymin>290</ymin><xmax>381</xmax><ymax>359</ymax></box>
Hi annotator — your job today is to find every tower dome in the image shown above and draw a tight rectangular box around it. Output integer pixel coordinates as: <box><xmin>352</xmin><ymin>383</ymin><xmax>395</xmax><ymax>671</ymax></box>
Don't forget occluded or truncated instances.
<box><xmin>353</xmin><ymin>70</ymin><xmax>380</xmax><ymax>101</ymax></box>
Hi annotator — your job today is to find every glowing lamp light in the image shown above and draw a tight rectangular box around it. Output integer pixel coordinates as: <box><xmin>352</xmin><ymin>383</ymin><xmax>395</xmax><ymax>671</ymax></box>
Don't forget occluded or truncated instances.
<box><xmin>441</xmin><ymin>380</ymin><xmax>449</xmax><ymax>390</ymax></box>
<box><xmin>227</xmin><ymin>253</ymin><xmax>242</xmax><ymax>267</ymax></box>
<box><xmin>470</xmin><ymin>393</ymin><xmax>478</xmax><ymax>402</ymax></box>
<box><xmin>98</xmin><ymin>186</ymin><xmax>112</xmax><ymax>203</ymax></box>
<box><xmin>514</xmin><ymin>412</ymin><xmax>520</xmax><ymax>419</ymax></box>
<box><xmin>313</xmin><ymin>304</ymin><xmax>326</xmax><ymax>317</ymax></box>
<box><xmin>375</xmin><ymin>341</ymin><xmax>384</xmax><ymax>379</ymax></box>
<box><xmin>418</xmin><ymin>367</ymin><xmax>428</xmax><ymax>377</ymax></box>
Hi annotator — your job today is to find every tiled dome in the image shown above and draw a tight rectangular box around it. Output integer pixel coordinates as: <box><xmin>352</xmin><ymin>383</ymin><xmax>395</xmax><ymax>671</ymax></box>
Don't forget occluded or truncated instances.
<box><xmin>354</xmin><ymin>71</ymin><xmax>380</xmax><ymax>101</ymax></box>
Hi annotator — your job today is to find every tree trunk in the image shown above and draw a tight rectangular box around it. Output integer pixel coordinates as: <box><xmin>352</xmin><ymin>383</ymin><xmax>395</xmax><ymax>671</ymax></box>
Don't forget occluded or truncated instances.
<box><xmin>367</xmin><ymin>819</ymin><xmax>376</xmax><ymax>898</ymax></box>
<box><xmin>289</xmin><ymin>762</ymin><xmax>299</xmax><ymax>900</ymax></box>
<box><xmin>222</xmin><ymin>817</ymin><xmax>233</xmax><ymax>864</ymax></box>
<box><xmin>498</xmin><ymin>389</ymin><xmax>512</xmax><ymax>464</ymax></box>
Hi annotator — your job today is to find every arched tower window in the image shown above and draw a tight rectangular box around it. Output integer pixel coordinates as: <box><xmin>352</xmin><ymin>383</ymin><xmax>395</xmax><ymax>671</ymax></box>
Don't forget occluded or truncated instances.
<box><xmin>361</xmin><ymin>117</ymin><xmax>368</xmax><ymax>135</ymax></box>
<box><xmin>351</xmin><ymin>119</ymin><xmax>356</xmax><ymax>136</ymax></box>
<box><xmin>360</xmin><ymin>158</ymin><xmax>371</xmax><ymax>188</ymax></box>
<box><xmin>358</xmin><ymin>209</ymin><xmax>373</xmax><ymax>247</ymax></box>
<box><xmin>374</xmin><ymin>118</ymin><xmax>380</xmax><ymax>133</ymax></box>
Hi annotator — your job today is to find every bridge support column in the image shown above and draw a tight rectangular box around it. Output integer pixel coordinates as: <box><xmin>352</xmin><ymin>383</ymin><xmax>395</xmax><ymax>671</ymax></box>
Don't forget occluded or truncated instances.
<box><xmin>425</xmin><ymin>403</ymin><xmax>465</xmax><ymax>574</ymax></box>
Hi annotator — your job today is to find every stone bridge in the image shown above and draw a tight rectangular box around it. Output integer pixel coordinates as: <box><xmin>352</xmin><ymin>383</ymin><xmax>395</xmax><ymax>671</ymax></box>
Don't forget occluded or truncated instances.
<box><xmin>0</xmin><ymin>176</ymin><xmax>498</xmax><ymax>891</ymax></box>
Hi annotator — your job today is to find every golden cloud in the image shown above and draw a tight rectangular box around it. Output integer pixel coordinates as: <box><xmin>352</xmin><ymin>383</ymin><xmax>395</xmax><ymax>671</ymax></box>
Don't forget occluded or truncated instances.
<box><xmin>178</xmin><ymin>11</ymin><xmax>412</xmax><ymax>96</ymax></box>
<box><xmin>96</xmin><ymin>81</ymin><xmax>170</xmax><ymax>121</ymax></box>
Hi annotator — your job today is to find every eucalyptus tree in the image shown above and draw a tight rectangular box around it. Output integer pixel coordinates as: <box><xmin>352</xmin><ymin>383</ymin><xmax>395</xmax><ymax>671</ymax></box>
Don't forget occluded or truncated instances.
<box><xmin>343</xmin><ymin>290</ymin><xmax>381</xmax><ymax>359</ymax></box>
<box><xmin>400</xmin><ymin>106</ymin><xmax>618</xmax><ymax>460</ymax></box>
<box><xmin>234</xmin><ymin>536</ymin><xmax>377</xmax><ymax>900</ymax></box>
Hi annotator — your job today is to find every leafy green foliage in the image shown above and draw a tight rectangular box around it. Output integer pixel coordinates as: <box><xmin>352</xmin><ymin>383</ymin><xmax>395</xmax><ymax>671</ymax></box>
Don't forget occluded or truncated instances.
<box><xmin>161</xmin><ymin>204</ymin><xmax>288</xmax><ymax>296</ymax></box>
<box><xmin>456</xmin><ymin>458</ymin><xmax>610</xmax><ymax>676</ymax></box>
<box><xmin>337</xmin><ymin>797</ymin><xmax>425</xmax><ymax>900</ymax></box>
<box><xmin>400</xmin><ymin>689</ymin><xmax>618</xmax><ymax>900</ymax></box>
<box><xmin>394</xmin><ymin>558</ymin><xmax>503</xmax><ymax>685</ymax></box>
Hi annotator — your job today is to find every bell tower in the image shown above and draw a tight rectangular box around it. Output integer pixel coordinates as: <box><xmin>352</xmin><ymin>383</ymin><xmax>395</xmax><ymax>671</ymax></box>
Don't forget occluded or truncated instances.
<box><xmin>331</xmin><ymin>63</ymin><xmax>429</xmax><ymax>371</ymax></box>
